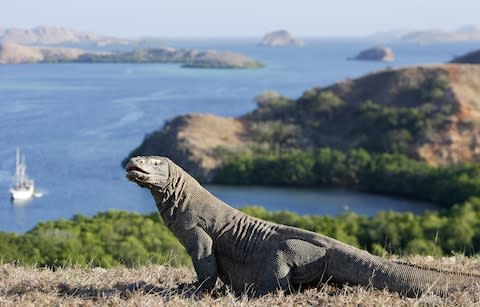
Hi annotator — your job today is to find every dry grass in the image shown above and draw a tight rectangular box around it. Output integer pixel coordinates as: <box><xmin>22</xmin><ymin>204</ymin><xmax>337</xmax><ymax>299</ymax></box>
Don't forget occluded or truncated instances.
<box><xmin>1</xmin><ymin>256</ymin><xmax>480</xmax><ymax>306</ymax></box>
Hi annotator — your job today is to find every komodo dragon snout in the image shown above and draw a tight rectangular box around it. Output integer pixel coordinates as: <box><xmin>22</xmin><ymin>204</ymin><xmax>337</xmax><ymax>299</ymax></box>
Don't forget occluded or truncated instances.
<box><xmin>125</xmin><ymin>156</ymin><xmax>170</xmax><ymax>189</ymax></box>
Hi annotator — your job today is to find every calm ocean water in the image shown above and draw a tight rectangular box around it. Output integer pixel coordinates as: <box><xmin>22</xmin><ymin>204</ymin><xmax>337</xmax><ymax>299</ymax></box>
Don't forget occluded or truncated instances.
<box><xmin>0</xmin><ymin>39</ymin><xmax>476</xmax><ymax>233</ymax></box>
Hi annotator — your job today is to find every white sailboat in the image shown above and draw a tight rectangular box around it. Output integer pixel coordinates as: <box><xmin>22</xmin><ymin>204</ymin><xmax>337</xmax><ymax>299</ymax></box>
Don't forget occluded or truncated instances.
<box><xmin>10</xmin><ymin>148</ymin><xmax>35</xmax><ymax>201</ymax></box>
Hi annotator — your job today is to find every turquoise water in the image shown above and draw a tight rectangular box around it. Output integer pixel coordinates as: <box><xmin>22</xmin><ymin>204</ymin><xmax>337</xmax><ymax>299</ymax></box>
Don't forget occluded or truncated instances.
<box><xmin>0</xmin><ymin>39</ymin><xmax>476</xmax><ymax>233</ymax></box>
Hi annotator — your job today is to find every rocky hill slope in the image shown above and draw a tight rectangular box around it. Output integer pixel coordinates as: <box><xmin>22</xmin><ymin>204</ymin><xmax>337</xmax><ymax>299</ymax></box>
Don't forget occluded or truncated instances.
<box><xmin>123</xmin><ymin>64</ymin><xmax>480</xmax><ymax>181</ymax></box>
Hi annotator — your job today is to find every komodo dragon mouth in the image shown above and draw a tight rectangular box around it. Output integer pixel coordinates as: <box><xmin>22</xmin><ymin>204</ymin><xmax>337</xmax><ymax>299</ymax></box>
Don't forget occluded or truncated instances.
<box><xmin>126</xmin><ymin>165</ymin><xmax>149</xmax><ymax>174</ymax></box>
<box><xmin>125</xmin><ymin>156</ymin><xmax>170</xmax><ymax>189</ymax></box>
<box><xmin>125</xmin><ymin>163</ymin><xmax>150</xmax><ymax>183</ymax></box>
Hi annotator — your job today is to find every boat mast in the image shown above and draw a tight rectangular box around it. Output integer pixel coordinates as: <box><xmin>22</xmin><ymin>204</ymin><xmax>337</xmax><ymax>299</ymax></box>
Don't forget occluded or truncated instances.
<box><xmin>15</xmin><ymin>147</ymin><xmax>20</xmax><ymax>187</ymax></box>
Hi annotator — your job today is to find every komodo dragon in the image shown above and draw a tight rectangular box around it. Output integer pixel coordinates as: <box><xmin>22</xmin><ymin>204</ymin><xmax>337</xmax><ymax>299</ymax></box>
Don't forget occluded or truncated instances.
<box><xmin>125</xmin><ymin>156</ymin><xmax>480</xmax><ymax>297</ymax></box>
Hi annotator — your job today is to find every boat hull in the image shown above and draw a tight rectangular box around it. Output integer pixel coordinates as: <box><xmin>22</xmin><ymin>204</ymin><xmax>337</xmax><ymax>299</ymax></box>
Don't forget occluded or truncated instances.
<box><xmin>10</xmin><ymin>185</ymin><xmax>35</xmax><ymax>201</ymax></box>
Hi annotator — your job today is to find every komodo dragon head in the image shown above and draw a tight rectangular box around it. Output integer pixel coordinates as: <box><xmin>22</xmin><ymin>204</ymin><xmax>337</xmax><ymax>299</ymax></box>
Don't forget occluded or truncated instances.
<box><xmin>125</xmin><ymin>156</ymin><xmax>170</xmax><ymax>190</ymax></box>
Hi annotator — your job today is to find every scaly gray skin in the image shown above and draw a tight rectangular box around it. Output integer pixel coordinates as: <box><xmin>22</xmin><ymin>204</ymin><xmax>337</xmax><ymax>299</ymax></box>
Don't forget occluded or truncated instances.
<box><xmin>125</xmin><ymin>156</ymin><xmax>480</xmax><ymax>297</ymax></box>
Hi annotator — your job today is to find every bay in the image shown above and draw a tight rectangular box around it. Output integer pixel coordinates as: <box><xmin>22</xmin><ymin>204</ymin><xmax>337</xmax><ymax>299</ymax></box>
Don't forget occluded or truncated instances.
<box><xmin>0</xmin><ymin>39</ymin><xmax>475</xmax><ymax>233</ymax></box>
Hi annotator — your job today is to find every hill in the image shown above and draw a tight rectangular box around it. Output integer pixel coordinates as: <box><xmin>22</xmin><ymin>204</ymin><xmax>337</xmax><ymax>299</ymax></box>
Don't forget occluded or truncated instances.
<box><xmin>1</xmin><ymin>257</ymin><xmax>479</xmax><ymax>305</ymax></box>
<box><xmin>123</xmin><ymin>64</ymin><xmax>480</xmax><ymax>181</ymax></box>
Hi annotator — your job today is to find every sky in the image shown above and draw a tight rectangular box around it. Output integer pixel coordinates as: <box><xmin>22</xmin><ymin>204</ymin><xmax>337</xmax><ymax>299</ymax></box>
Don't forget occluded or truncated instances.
<box><xmin>2</xmin><ymin>0</ymin><xmax>480</xmax><ymax>38</ymax></box>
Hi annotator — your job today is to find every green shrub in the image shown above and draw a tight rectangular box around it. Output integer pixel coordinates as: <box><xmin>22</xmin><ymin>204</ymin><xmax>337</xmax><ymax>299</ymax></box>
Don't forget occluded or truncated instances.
<box><xmin>2</xmin><ymin>199</ymin><xmax>480</xmax><ymax>267</ymax></box>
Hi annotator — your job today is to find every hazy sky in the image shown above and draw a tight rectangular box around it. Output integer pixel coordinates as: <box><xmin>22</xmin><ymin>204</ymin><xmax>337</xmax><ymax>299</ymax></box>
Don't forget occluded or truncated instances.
<box><xmin>2</xmin><ymin>0</ymin><xmax>480</xmax><ymax>37</ymax></box>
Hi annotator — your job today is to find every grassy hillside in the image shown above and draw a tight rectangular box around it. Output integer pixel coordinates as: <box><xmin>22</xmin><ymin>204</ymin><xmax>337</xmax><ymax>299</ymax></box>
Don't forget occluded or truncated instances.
<box><xmin>1</xmin><ymin>258</ymin><xmax>479</xmax><ymax>306</ymax></box>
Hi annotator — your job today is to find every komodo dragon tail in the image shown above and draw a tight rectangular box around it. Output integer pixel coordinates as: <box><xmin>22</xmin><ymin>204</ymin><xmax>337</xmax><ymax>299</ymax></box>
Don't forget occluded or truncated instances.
<box><xmin>326</xmin><ymin>244</ymin><xmax>480</xmax><ymax>297</ymax></box>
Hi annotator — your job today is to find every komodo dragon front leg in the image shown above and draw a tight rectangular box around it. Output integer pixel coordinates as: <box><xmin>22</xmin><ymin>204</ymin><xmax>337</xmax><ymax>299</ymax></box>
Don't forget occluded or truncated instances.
<box><xmin>173</xmin><ymin>226</ymin><xmax>218</xmax><ymax>293</ymax></box>
<box><xmin>257</xmin><ymin>239</ymin><xmax>328</xmax><ymax>296</ymax></box>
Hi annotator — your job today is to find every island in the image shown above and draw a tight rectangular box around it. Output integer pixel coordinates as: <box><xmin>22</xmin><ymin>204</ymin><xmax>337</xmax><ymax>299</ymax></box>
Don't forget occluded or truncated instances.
<box><xmin>0</xmin><ymin>42</ymin><xmax>264</xmax><ymax>69</ymax></box>
<box><xmin>0</xmin><ymin>25</ymin><xmax>134</xmax><ymax>47</ymax></box>
<box><xmin>257</xmin><ymin>30</ymin><xmax>304</xmax><ymax>47</ymax></box>
<box><xmin>123</xmin><ymin>64</ymin><xmax>480</xmax><ymax>182</ymax></box>
<box><xmin>401</xmin><ymin>25</ymin><xmax>480</xmax><ymax>44</ymax></box>
<box><xmin>350</xmin><ymin>47</ymin><xmax>395</xmax><ymax>62</ymax></box>
<box><xmin>367</xmin><ymin>25</ymin><xmax>480</xmax><ymax>44</ymax></box>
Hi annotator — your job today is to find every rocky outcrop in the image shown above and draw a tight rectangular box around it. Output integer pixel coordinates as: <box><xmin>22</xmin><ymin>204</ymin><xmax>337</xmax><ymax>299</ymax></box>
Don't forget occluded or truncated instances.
<box><xmin>123</xmin><ymin>64</ymin><xmax>480</xmax><ymax>181</ymax></box>
<box><xmin>350</xmin><ymin>47</ymin><xmax>395</xmax><ymax>62</ymax></box>
<box><xmin>258</xmin><ymin>30</ymin><xmax>304</xmax><ymax>47</ymax></box>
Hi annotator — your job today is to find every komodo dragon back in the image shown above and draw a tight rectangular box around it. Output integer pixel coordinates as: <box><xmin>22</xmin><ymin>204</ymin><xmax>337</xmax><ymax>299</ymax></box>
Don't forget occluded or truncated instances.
<box><xmin>126</xmin><ymin>155</ymin><xmax>480</xmax><ymax>297</ymax></box>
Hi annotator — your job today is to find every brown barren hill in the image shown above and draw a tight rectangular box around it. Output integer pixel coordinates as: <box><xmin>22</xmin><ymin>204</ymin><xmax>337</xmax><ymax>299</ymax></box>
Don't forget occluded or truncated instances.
<box><xmin>123</xmin><ymin>114</ymin><xmax>246</xmax><ymax>180</ymax></box>
<box><xmin>0</xmin><ymin>42</ymin><xmax>44</xmax><ymax>64</ymax></box>
<box><xmin>124</xmin><ymin>64</ymin><xmax>480</xmax><ymax>180</ymax></box>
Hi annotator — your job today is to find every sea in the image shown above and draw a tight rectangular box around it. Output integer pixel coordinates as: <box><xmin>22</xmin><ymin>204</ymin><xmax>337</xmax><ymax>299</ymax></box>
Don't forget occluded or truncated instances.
<box><xmin>0</xmin><ymin>38</ymin><xmax>477</xmax><ymax>233</ymax></box>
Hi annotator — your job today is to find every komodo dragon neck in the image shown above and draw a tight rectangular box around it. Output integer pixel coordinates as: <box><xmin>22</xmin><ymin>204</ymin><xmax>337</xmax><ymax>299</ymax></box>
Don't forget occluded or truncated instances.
<box><xmin>151</xmin><ymin>160</ymin><xmax>244</xmax><ymax>238</ymax></box>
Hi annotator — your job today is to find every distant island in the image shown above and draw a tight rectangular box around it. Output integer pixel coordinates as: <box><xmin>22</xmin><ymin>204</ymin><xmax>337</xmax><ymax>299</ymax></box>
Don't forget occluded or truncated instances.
<box><xmin>0</xmin><ymin>42</ymin><xmax>264</xmax><ymax>69</ymax></box>
<box><xmin>368</xmin><ymin>25</ymin><xmax>480</xmax><ymax>44</ymax></box>
<box><xmin>0</xmin><ymin>25</ymin><xmax>135</xmax><ymax>47</ymax></box>
<box><xmin>257</xmin><ymin>30</ymin><xmax>304</xmax><ymax>47</ymax></box>
<box><xmin>350</xmin><ymin>47</ymin><xmax>395</xmax><ymax>62</ymax></box>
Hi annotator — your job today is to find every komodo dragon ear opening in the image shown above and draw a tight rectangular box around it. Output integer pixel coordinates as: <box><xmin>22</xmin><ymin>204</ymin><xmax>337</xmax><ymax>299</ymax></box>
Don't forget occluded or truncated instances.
<box><xmin>125</xmin><ymin>156</ymin><xmax>170</xmax><ymax>189</ymax></box>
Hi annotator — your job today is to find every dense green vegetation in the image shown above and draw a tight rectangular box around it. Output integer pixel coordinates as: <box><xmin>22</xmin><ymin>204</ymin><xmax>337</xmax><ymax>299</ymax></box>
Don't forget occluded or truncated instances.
<box><xmin>1</xmin><ymin>198</ymin><xmax>480</xmax><ymax>267</ymax></box>
<box><xmin>211</xmin><ymin>76</ymin><xmax>475</xmax><ymax>208</ymax></box>
<box><xmin>245</xmin><ymin>82</ymin><xmax>452</xmax><ymax>157</ymax></box>
<box><xmin>0</xmin><ymin>211</ymin><xmax>189</xmax><ymax>268</ymax></box>
<box><xmin>215</xmin><ymin>148</ymin><xmax>480</xmax><ymax>208</ymax></box>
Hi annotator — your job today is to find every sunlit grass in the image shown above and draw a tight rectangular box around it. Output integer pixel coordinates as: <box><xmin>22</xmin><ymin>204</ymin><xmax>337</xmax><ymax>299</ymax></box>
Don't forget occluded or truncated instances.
<box><xmin>1</xmin><ymin>255</ymin><xmax>479</xmax><ymax>306</ymax></box>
